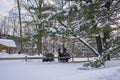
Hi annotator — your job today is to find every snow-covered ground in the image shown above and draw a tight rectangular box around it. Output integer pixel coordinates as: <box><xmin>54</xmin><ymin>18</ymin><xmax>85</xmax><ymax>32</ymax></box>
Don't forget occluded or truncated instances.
<box><xmin>0</xmin><ymin>52</ymin><xmax>120</xmax><ymax>80</ymax></box>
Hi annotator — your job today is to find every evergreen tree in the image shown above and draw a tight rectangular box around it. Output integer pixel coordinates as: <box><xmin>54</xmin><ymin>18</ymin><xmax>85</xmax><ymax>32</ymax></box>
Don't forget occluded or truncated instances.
<box><xmin>21</xmin><ymin>0</ymin><xmax>56</xmax><ymax>55</ymax></box>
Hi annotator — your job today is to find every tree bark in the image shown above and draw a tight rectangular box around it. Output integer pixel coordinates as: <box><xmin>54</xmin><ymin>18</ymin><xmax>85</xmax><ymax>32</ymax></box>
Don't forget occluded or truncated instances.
<box><xmin>95</xmin><ymin>35</ymin><xmax>103</xmax><ymax>54</ymax></box>
<box><xmin>37</xmin><ymin>0</ymin><xmax>43</xmax><ymax>55</ymax></box>
<box><xmin>37</xmin><ymin>37</ymin><xmax>42</xmax><ymax>55</ymax></box>
<box><xmin>17</xmin><ymin>0</ymin><xmax>23</xmax><ymax>50</ymax></box>
<box><xmin>103</xmin><ymin>32</ymin><xmax>110</xmax><ymax>60</ymax></box>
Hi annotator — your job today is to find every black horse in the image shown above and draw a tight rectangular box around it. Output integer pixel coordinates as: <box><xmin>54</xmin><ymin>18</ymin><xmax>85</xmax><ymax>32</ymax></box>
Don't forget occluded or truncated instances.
<box><xmin>42</xmin><ymin>53</ymin><xmax>54</xmax><ymax>62</ymax></box>
<box><xmin>58</xmin><ymin>48</ymin><xmax>70</xmax><ymax>62</ymax></box>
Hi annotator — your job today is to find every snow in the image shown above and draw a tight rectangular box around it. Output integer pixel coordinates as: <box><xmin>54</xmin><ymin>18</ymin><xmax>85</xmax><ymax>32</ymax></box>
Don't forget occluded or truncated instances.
<box><xmin>0</xmin><ymin>53</ymin><xmax>120</xmax><ymax>80</ymax></box>
<box><xmin>0</xmin><ymin>52</ymin><xmax>43</xmax><ymax>58</ymax></box>
<box><xmin>0</xmin><ymin>39</ymin><xmax>16</xmax><ymax>47</ymax></box>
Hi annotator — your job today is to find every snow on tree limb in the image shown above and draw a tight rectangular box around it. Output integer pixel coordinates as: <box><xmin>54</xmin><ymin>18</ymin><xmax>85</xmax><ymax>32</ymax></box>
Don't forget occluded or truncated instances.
<box><xmin>71</xmin><ymin>36</ymin><xmax>99</xmax><ymax>56</ymax></box>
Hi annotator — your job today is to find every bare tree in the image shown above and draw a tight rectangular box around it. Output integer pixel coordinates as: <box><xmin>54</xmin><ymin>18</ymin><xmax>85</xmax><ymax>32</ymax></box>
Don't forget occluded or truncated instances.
<box><xmin>8</xmin><ymin>9</ymin><xmax>19</xmax><ymax>37</ymax></box>
<box><xmin>17</xmin><ymin>0</ymin><xmax>23</xmax><ymax>50</ymax></box>
<box><xmin>0</xmin><ymin>16</ymin><xmax>11</xmax><ymax>37</ymax></box>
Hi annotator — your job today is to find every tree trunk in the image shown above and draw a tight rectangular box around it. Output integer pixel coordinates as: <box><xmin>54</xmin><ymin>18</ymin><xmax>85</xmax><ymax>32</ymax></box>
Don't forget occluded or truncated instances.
<box><xmin>95</xmin><ymin>35</ymin><xmax>103</xmax><ymax>54</ymax></box>
<box><xmin>37</xmin><ymin>0</ymin><xmax>43</xmax><ymax>55</ymax></box>
<box><xmin>103</xmin><ymin>32</ymin><xmax>110</xmax><ymax>60</ymax></box>
<box><xmin>17</xmin><ymin>0</ymin><xmax>23</xmax><ymax>50</ymax></box>
<box><xmin>37</xmin><ymin>37</ymin><xmax>42</xmax><ymax>55</ymax></box>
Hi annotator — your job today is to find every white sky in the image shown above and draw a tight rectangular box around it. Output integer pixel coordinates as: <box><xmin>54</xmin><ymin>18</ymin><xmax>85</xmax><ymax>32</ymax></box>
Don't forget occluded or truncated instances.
<box><xmin>0</xmin><ymin>0</ymin><xmax>56</xmax><ymax>17</ymax></box>
<box><xmin>0</xmin><ymin>0</ymin><xmax>15</xmax><ymax>16</ymax></box>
